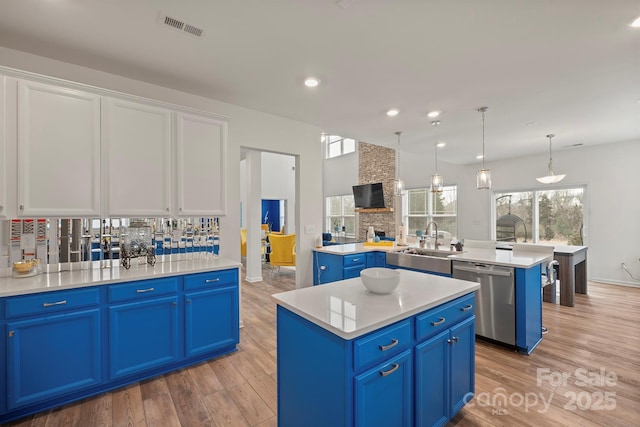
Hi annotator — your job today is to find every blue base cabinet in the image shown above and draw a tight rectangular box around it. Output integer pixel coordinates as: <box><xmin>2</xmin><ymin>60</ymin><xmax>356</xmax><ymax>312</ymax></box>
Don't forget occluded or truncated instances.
<box><xmin>109</xmin><ymin>296</ymin><xmax>180</xmax><ymax>379</ymax></box>
<box><xmin>355</xmin><ymin>349</ymin><xmax>413</xmax><ymax>427</ymax></box>
<box><xmin>313</xmin><ymin>250</ymin><xmax>386</xmax><ymax>285</ymax></box>
<box><xmin>7</xmin><ymin>308</ymin><xmax>102</xmax><ymax>409</ymax></box>
<box><xmin>0</xmin><ymin>267</ymin><xmax>239</xmax><ymax>424</ymax></box>
<box><xmin>277</xmin><ymin>292</ymin><xmax>476</xmax><ymax>427</ymax></box>
<box><xmin>415</xmin><ymin>316</ymin><xmax>475</xmax><ymax>427</ymax></box>
<box><xmin>184</xmin><ymin>269</ymin><xmax>240</xmax><ymax>357</ymax></box>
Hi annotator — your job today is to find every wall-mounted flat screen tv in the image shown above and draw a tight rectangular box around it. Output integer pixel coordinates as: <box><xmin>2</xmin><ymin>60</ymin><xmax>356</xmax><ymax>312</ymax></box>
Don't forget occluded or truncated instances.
<box><xmin>352</xmin><ymin>182</ymin><xmax>385</xmax><ymax>208</ymax></box>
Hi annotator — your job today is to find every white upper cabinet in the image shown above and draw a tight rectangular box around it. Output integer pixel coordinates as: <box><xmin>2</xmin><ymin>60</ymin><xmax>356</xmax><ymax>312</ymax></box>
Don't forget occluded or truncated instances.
<box><xmin>17</xmin><ymin>80</ymin><xmax>101</xmax><ymax>217</ymax></box>
<box><xmin>176</xmin><ymin>112</ymin><xmax>227</xmax><ymax>216</ymax></box>
<box><xmin>103</xmin><ymin>98</ymin><xmax>172</xmax><ymax>217</ymax></box>
<box><xmin>0</xmin><ymin>76</ymin><xmax>7</xmax><ymax>218</ymax></box>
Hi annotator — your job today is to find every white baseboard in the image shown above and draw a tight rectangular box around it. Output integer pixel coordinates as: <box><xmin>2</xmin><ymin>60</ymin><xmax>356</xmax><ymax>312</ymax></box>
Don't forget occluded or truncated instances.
<box><xmin>245</xmin><ymin>275</ymin><xmax>263</xmax><ymax>283</ymax></box>
<box><xmin>591</xmin><ymin>278</ymin><xmax>640</xmax><ymax>288</ymax></box>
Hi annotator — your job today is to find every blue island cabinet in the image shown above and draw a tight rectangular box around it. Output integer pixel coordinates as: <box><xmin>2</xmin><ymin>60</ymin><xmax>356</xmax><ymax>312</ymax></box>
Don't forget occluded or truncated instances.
<box><xmin>276</xmin><ymin>292</ymin><xmax>475</xmax><ymax>427</ymax></box>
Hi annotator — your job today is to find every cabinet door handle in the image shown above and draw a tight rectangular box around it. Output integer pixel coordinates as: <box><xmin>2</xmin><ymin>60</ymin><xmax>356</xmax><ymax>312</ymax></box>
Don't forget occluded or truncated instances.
<box><xmin>380</xmin><ymin>363</ymin><xmax>399</xmax><ymax>377</ymax></box>
<box><xmin>136</xmin><ymin>287</ymin><xmax>155</xmax><ymax>293</ymax></box>
<box><xmin>460</xmin><ymin>304</ymin><xmax>473</xmax><ymax>312</ymax></box>
<box><xmin>379</xmin><ymin>338</ymin><xmax>399</xmax><ymax>351</ymax></box>
<box><xmin>451</xmin><ymin>336</ymin><xmax>459</xmax><ymax>345</ymax></box>
<box><xmin>431</xmin><ymin>317</ymin><xmax>445</xmax><ymax>326</ymax></box>
<box><xmin>42</xmin><ymin>300</ymin><xmax>67</xmax><ymax>307</ymax></box>
<box><xmin>205</xmin><ymin>278</ymin><xmax>220</xmax><ymax>283</ymax></box>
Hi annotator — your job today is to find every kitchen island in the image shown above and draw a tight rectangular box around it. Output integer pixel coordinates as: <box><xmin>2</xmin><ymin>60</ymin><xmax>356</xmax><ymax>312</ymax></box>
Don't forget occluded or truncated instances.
<box><xmin>272</xmin><ymin>269</ymin><xmax>479</xmax><ymax>427</ymax></box>
<box><xmin>0</xmin><ymin>255</ymin><xmax>240</xmax><ymax>423</ymax></box>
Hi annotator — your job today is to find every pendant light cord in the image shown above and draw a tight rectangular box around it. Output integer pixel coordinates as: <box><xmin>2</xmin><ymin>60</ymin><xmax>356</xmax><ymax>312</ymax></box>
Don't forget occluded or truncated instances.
<box><xmin>482</xmin><ymin>110</ymin><xmax>486</xmax><ymax>169</ymax></box>
<box><xmin>395</xmin><ymin>131</ymin><xmax>402</xmax><ymax>179</ymax></box>
<box><xmin>547</xmin><ymin>133</ymin><xmax>555</xmax><ymax>173</ymax></box>
<box><xmin>431</xmin><ymin>120</ymin><xmax>440</xmax><ymax>172</ymax></box>
<box><xmin>477</xmin><ymin>107</ymin><xmax>488</xmax><ymax>169</ymax></box>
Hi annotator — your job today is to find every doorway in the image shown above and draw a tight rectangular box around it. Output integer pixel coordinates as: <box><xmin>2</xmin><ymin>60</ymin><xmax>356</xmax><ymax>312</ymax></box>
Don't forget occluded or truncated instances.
<box><xmin>240</xmin><ymin>150</ymin><xmax>296</xmax><ymax>282</ymax></box>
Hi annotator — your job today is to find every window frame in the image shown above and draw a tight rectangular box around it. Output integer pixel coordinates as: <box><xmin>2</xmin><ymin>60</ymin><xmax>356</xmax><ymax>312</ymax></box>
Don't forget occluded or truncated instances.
<box><xmin>325</xmin><ymin>194</ymin><xmax>356</xmax><ymax>238</ymax></box>
<box><xmin>402</xmin><ymin>185</ymin><xmax>458</xmax><ymax>238</ymax></box>
<box><xmin>491</xmin><ymin>185</ymin><xmax>587</xmax><ymax>246</ymax></box>
<box><xmin>325</xmin><ymin>134</ymin><xmax>356</xmax><ymax>159</ymax></box>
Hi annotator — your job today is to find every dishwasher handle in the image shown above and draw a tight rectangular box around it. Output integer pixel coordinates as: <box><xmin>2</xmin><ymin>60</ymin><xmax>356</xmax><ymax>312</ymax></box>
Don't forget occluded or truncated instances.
<box><xmin>452</xmin><ymin>263</ymin><xmax>513</xmax><ymax>277</ymax></box>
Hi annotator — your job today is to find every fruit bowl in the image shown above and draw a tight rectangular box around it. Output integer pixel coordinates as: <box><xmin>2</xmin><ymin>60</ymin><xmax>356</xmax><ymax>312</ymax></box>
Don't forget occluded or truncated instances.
<box><xmin>13</xmin><ymin>260</ymin><xmax>37</xmax><ymax>274</ymax></box>
<box><xmin>360</xmin><ymin>268</ymin><xmax>400</xmax><ymax>294</ymax></box>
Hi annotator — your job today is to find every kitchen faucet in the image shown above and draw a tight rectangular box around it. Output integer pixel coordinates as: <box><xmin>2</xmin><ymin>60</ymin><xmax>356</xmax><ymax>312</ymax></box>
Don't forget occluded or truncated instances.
<box><xmin>425</xmin><ymin>221</ymin><xmax>439</xmax><ymax>249</ymax></box>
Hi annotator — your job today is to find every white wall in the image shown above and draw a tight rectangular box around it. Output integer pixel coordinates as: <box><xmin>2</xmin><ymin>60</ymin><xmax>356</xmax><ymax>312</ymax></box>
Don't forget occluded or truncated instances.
<box><xmin>0</xmin><ymin>46</ymin><xmax>323</xmax><ymax>288</ymax></box>
<box><xmin>324</xmin><ymin>137</ymin><xmax>640</xmax><ymax>286</ymax></box>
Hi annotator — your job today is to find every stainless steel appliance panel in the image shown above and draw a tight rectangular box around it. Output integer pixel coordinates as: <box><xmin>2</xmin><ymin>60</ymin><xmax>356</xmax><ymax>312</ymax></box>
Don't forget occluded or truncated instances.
<box><xmin>452</xmin><ymin>261</ymin><xmax>515</xmax><ymax>345</ymax></box>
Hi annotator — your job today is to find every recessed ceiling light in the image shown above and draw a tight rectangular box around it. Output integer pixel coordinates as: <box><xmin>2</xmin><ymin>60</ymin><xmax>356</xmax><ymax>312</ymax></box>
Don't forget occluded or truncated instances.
<box><xmin>304</xmin><ymin>77</ymin><xmax>320</xmax><ymax>88</ymax></box>
<box><xmin>631</xmin><ymin>16</ymin><xmax>640</xmax><ymax>27</ymax></box>
<box><xmin>386</xmin><ymin>109</ymin><xmax>399</xmax><ymax>117</ymax></box>
<box><xmin>476</xmin><ymin>154</ymin><xmax>484</xmax><ymax>159</ymax></box>
<box><xmin>526</xmin><ymin>121</ymin><xmax>537</xmax><ymax>126</ymax></box>
<box><xmin>427</xmin><ymin>111</ymin><xmax>441</xmax><ymax>118</ymax></box>
<box><xmin>437</xmin><ymin>142</ymin><xmax>446</xmax><ymax>148</ymax></box>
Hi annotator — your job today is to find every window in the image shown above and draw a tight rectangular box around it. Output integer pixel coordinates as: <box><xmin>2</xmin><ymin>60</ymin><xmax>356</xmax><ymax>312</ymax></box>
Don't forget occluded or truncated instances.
<box><xmin>325</xmin><ymin>134</ymin><xmax>355</xmax><ymax>159</ymax></box>
<box><xmin>326</xmin><ymin>195</ymin><xmax>355</xmax><ymax>237</ymax></box>
<box><xmin>494</xmin><ymin>187</ymin><xmax>584</xmax><ymax>245</ymax></box>
<box><xmin>402</xmin><ymin>185</ymin><xmax>457</xmax><ymax>238</ymax></box>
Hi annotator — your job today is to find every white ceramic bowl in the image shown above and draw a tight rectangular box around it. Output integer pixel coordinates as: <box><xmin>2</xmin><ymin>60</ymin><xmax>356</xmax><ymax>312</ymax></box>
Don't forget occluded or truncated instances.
<box><xmin>360</xmin><ymin>268</ymin><xmax>400</xmax><ymax>294</ymax></box>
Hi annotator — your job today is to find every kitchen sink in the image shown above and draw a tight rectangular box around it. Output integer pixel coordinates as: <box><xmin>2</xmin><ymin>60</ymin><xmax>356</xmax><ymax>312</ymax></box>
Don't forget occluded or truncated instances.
<box><xmin>386</xmin><ymin>247</ymin><xmax>454</xmax><ymax>275</ymax></box>
<box><xmin>400</xmin><ymin>247</ymin><xmax>453</xmax><ymax>258</ymax></box>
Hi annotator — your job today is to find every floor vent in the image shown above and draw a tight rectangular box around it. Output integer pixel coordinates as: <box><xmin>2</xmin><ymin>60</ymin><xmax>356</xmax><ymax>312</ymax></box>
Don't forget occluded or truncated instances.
<box><xmin>159</xmin><ymin>12</ymin><xmax>205</xmax><ymax>38</ymax></box>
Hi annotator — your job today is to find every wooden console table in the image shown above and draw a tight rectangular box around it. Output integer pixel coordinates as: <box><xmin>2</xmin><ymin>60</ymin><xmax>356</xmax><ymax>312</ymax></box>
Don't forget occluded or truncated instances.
<box><xmin>544</xmin><ymin>245</ymin><xmax>588</xmax><ymax>307</ymax></box>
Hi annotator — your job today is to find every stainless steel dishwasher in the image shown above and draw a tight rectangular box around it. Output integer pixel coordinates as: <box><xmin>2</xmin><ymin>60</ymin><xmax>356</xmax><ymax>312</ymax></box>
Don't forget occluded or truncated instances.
<box><xmin>452</xmin><ymin>260</ymin><xmax>516</xmax><ymax>345</ymax></box>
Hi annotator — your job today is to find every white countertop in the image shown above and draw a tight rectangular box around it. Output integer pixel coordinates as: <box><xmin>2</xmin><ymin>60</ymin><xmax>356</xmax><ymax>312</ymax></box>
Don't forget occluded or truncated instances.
<box><xmin>449</xmin><ymin>248</ymin><xmax>552</xmax><ymax>268</ymax></box>
<box><xmin>313</xmin><ymin>242</ymin><xmax>403</xmax><ymax>254</ymax></box>
<box><xmin>496</xmin><ymin>242</ymin><xmax>587</xmax><ymax>254</ymax></box>
<box><xmin>271</xmin><ymin>269</ymin><xmax>479</xmax><ymax>340</ymax></box>
<box><xmin>0</xmin><ymin>255</ymin><xmax>241</xmax><ymax>298</ymax></box>
<box><xmin>314</xmin><ymin>242</ymin><xmax>550</xmax><ymax>268</ymax></box>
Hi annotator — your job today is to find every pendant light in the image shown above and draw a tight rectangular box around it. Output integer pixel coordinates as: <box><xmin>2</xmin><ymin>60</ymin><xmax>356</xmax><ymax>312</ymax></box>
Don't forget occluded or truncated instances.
<box><xmin>536</xmin><ymin>134</ymin><xmax>566</xmax><ymax>184</ymax></box>
<box><xmin>430</xmin><ymin>120</ymin><xmax>443</xmax><ymax>193</ymax></box>
<box><xmin>476</xmin><ymin>106</ymin><xmax>491</xmax><ymax>189</ymax></box>
<box><xmin>394</xmin><ymin>131</ymin><xmax>405</xmax><ymax>196</ymax></box>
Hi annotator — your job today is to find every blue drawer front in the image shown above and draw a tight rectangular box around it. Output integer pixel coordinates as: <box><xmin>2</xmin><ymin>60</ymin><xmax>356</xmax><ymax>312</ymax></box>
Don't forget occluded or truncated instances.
<box><xmin>415</xmin><ymin>293</ymin><xmax>475</xmax><ymax>342</ymax></box>
<box><xmin>6</xmin><ymin>288</ymin><xmax>100</xmax><ymax>319</ymax></box>
<box><xmin>353</xmin><ymin>319</ymin><xmax>412</xmax><ymax>372</ymax></box>
<box><xmin>344</xmin><ymin>254</ymin><xmax>365</xmax><ymax>267</ymax></box>
<box><xmin>183</xmin><ymin>269</ymin><xmax>238</xmax><ymax>291</ymax></box>
<box><xmin>108</xmin><ymin>277</ymin><xmax>178</xmax><ymax>303</ymax></box>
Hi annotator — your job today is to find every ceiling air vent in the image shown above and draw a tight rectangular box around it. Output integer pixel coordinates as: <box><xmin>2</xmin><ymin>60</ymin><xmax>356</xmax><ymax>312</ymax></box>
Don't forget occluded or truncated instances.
<box><xmin>159</xmin><ymin>12</ymin><xmax>205</xmax><ymax>38</ymax></box>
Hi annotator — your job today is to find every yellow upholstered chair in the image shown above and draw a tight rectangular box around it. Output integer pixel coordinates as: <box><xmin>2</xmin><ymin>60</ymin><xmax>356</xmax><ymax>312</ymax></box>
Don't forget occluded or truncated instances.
<box><xmin>268</xmin><ymin>233</ymin><xmax>296</xmax><ymax>277</ymax></box>
<box><xmin>261</xmin><ymin>224</ymin><xmax>270</xmax><ymax>232</ymax></box>
<box><xmin>240</xmin><ymin>229</ymin><xmax>247</xmax><ymax>258</ymax></box>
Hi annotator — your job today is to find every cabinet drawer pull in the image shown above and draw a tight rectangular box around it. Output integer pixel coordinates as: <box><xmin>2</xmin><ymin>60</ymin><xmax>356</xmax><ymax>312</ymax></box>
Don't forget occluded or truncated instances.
<box><xmin>42</xmin><ymin>300</ymin><xmax>67</xmax><ymax>307</ymax></box>
<box><xmin>431</xmin><ymin>317</ymin><xmax>445</xmax><ymax>326</ymax></box>
<box><xmin>460</xmin><ymin>304</ymin><xmax>473</xmax><ymax>312</ymax></box>
<box><xmin>379</xmin><ymin>338</ymin><xmax>399</xmax><ymax>351</ymax></box>
<box><xmin>205</xmin><ymin>278</ymin><xmax>220</xmax><ymax>283</ymax></box>
<box><xmin>136</xmin><ymin>287</ymin><xmax>155</xmax><ymax>293</ymax></box>
<box><xmin>380</xmin><ymin>363</ymin><xmax>399</xmax><ymax>377</ymax></box>
<box><xmin>352</xmin><ymin>258</ymin><xmax>360</xmax><ymax>262</ymax></box>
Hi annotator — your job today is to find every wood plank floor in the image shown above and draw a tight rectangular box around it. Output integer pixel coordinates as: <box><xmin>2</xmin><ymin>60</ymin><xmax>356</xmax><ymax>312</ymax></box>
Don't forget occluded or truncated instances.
<box><xmin>5</xmin><ymin>266</ymin><xmax>640</xmax><ymax>426</ymax></box>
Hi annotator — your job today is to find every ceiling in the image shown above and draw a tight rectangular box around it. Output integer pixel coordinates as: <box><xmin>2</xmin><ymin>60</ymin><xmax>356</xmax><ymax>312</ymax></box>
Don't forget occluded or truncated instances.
<box><xmin>1</xmin><ymin>0</ymin><xmax>639</xmax><ymax>165</ymax></box>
